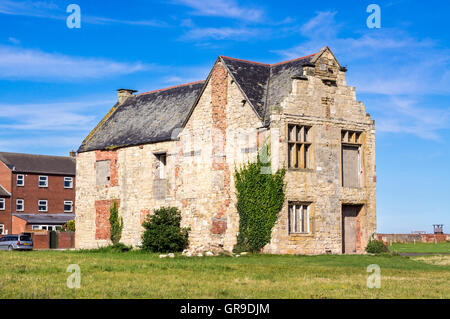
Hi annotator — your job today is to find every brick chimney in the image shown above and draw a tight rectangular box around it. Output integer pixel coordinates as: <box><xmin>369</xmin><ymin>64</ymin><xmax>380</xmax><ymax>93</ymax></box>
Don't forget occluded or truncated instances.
<box><xmin>117</xmin><ymin>89</ymin><xmax>137</xmax><ymax>104</ymax></box>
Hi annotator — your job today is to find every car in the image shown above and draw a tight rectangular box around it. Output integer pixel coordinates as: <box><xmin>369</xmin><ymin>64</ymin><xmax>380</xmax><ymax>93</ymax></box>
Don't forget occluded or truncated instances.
<box><xmin>0</xmin><ymin>234</ymin><xmax>33</xmax><ymax>251</ymax></box>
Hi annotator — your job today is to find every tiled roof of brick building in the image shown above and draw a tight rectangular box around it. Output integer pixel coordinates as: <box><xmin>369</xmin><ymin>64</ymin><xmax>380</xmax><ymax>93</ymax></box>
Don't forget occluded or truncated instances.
<box><xmin>0</xmin><ymin>152</ymin><xmax>76</xmax><ymax>175</ymax></box>
<box><xmin>78</xmin><ymin>52</ymin><xmax>317</xmax><ymax>153</ymax></box>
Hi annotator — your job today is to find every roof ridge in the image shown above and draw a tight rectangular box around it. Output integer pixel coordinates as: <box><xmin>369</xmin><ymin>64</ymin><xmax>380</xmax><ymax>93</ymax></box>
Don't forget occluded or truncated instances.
<box><xmin>0</xmin><ymin>152</ymin><xmax>73</xmax><ymax>159</ymax></box>
<box><xmin>220</xmin><ymin>52</ymin><xmax>317</xmax><ymax>68</ymax></box>
<box><xmin>138</xmin><ymin>80</ymin><xmax>205</xmax><ymax>96</ymax></box>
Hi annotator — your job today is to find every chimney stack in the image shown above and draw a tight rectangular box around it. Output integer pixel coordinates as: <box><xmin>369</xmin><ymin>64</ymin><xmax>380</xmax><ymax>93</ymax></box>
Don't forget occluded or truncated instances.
<box><xmin>117</xmin><ymin>89</ymin><xmax>137</xmax><ymax>104</ymax></box>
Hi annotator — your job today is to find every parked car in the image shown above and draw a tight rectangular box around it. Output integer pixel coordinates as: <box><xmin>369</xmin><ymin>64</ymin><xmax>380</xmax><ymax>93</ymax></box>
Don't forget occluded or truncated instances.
<box><xmin>0</xmin><ymin>234</ymin><xmax>33</xmax><ymax>251</ymax></box>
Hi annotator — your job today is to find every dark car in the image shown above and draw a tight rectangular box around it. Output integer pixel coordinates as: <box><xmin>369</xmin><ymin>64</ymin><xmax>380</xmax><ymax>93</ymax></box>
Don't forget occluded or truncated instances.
<box><xmin>0</xmin><ymin>234</ymin><xmax>33</xmax><ymax>250</ymax></box>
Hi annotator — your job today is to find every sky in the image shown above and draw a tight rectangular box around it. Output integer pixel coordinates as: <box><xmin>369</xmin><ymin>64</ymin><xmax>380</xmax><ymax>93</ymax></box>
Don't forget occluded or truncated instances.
<box><xmin>0</xmin><ymin>0</ymin><xmax>449</xmax><ymax>233</ymax></box>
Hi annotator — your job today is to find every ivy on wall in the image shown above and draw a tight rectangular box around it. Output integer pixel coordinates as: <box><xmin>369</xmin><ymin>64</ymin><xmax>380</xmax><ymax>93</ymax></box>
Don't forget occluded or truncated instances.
<box><xmin>109</xmin><ymin>201</ymin><xmax>123</xmax><ymax>245</ymax></box>
<box><xmin>234</xmin><ymin>144</ymin><xmax>286</xmax><ymax>252</ymax></box>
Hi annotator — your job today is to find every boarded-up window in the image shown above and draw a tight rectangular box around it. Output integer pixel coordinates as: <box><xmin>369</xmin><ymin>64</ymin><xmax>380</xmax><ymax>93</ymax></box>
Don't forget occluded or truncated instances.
<box><xmin>287</xmin><ymin>124</ymin><xmax>311</xmax><ymax>169</ymax></box>
<box><xmin>96</xmin><ymin>160</ymin><xmax>110</xmax><ymax>185</ymax></box>
<box><xmin>288</xmin><ymin>203</ymin><xmax>310</xmax><ymax>234</ymax></box>
<box><xmin>341</xmin><ymin>130</ymin><xmax>361</xmax><ymax>188</ymax></box>
<box><xmin>155</xmin><ymin>153</ymin><xmax>166</xmax><ymax>179</ymax></box>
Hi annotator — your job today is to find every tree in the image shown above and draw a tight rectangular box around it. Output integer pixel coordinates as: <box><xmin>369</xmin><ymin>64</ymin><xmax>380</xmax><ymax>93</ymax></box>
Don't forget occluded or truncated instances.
<box><xmin>109</xmin><ymin>201</ymin><xmax>123</xmax><ymax>245</ymax></box>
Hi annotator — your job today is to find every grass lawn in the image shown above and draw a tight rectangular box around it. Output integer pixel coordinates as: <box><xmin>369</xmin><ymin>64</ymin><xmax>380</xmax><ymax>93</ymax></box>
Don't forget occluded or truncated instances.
<box><xmin>0</xmin><ymin>250</ymin><xmax>449</xmax><ymax>299</ymax></box>
<box><xmin>390</xmin><ymin>242</ymin><xmax>450</xmax><ymax>254</ymax></box>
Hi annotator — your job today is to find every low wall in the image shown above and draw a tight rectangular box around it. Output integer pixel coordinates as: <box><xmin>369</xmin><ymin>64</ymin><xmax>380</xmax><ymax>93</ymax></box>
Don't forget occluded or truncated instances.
<box><xmin>377</xmin><ymin>233</ymin><xmax>450</xmax><ymax>244</ymax></box>
<box><xmin>31</xmin><ymin>231</ymin><xmax>75</xmax><ymax>249</ymax></box>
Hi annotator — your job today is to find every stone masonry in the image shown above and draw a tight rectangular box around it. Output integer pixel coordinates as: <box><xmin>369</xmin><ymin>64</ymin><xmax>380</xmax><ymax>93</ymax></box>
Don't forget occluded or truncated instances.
<box><xmin>75</xmin><ymin>47</ymin><xmax>376</xmax><ymax>254</ymax></box>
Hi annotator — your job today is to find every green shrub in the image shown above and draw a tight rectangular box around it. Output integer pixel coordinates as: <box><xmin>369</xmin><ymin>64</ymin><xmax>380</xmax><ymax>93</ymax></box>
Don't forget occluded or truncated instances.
<box><xmin>109</xmin><ymin>201</ymin><xmax>123</xmax><ymax>245</ymax></box>
<box><xmin>234</xmin><ymin>144</ymin><xmax>285</xmax><ymax>253</ymax></box>
<box><xmin>141</xmin><ymin>207</ymin><xmax>190</xmax><ymax>253</ymax></box>
<box><xmin>60</xmin><ymin>220</ymin><xmax>75</xmax><ymax>232</ymax></box>
<box><xmin>366</xmin><ymin>239</ymin><xmax>389</xmax><ymax>254</ymax></box>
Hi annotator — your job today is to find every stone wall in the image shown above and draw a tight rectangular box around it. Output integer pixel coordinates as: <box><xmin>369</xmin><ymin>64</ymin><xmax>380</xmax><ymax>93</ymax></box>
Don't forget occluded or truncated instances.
<box><xmin>264</xmin><ymin>49</ymin><xmax>376</xmax><ymax>254</ymax></box>
<box><xmin>76</xmin><ymin>49</ymin><xmax>376</xmax><ymax>254</ymax></box>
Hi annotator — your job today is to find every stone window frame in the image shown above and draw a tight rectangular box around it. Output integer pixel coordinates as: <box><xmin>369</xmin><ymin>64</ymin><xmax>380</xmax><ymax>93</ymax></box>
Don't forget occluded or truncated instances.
<box><xmin>287</xmin><ymin>123</ymin><xmax>313</xmax><ymax>170</ymax></box>
<box><xmin>288</xmin><ymin>202</ymin><xmax>312</xmax><ymax>235</ymax></box>
<box><xmin>38</xmin><ymin>199</ymin><xmax>48</xmax><ymax>212</ymax></box>
<box><xmin>16</xmin><ymin>199</ymin><xmax>24</xmax><ymax>212</ymax></box>
<box><xmin>154</xmin><ymin>152</ymin><xmax>167</xmax><ymax>180</ymax></box>
<box><xmin>0</xmin><ymin>198</ymin><xmax>5</xmax><ymax>211</ymax></box>
<box><xmin>340</xmin><ymin>129</ymin><xmax>364</xmax><ymax>188</ymax></box>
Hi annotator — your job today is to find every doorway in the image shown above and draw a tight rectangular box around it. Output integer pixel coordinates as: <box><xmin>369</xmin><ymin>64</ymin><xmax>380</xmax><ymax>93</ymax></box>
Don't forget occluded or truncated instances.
<box><xmin>342</xmin><ymin>205</ymin><xmax>362</xmax><ymax>254</ymax></box>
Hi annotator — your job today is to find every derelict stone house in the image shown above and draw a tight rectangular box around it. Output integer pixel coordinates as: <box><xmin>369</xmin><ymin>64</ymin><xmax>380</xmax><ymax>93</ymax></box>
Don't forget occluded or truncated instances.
<box><xmin>75</xmin><ymin>47</ymin><xmax>376</xmax><ymax>254</ymax></box>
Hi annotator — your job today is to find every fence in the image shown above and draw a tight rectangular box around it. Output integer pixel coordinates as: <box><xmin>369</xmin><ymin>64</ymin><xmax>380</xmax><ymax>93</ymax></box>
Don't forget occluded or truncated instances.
<box><xmin>31</xmin><ymin>231</ymin><xmax>75</xmax><ymax>249</ymax></box>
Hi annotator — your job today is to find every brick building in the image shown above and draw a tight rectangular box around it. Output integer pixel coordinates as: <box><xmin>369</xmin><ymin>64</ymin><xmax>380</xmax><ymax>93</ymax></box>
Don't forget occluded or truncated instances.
<box><xmin>75</xmin><ymin>47</ymin><xmax>376</xmax><ymax>254</ymax></box>
<box><xmin>0</xmin><ymin>152</ymin><xmax>76</xmax><ymax>234</ymax></box>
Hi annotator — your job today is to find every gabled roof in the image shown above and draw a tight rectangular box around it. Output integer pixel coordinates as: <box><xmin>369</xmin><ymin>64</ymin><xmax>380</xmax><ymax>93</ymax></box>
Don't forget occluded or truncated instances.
<box><xmin>220</xmin><ymin>53</ymin><xmax>315</xmax><ymax>124</ymax></box>
<box><xmin>79</xmin><ymin>49</ymin><xmax>327</xmax><ymax>153</ymax></box>
<box><xmin>13</xmin><ymin>213</ymin><xmax>75</xmax><ymax>224</ymax></box>
<box><xmin>0</xmin><ymin>152</ymin><xmax>76</xmax><ymax>175</ymax></box>
<box><xmin>0</xmin><ymin>185</ymin><xmax>10</xmax><ymax>197</ymax></box>
<box><xmin>78</xmin><ymin>81</ymin><xmax>205</xmax><ymax>153</ymax></box>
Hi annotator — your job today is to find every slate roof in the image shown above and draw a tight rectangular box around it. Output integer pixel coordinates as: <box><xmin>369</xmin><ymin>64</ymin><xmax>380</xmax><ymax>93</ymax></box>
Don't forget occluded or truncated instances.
<box><xmin>13</xmin><ymin>213</ymin><xmax>75</xmax><ymax>224</ymax></box>
<box><xmin>79</xmin><ymin>52</ymin><xmax>317</xmax><ymax>153</ymax></box>
<box><xmin>0</xmin><ymin>152</ymin><xmax>76</xmax><ymax>175</ymax></box>
<box><xmin>78</xmin><ymin>81</ymin><xmax>205</xmax><ymax>153</ymax></box>
<box><xmin>0</xmin><ymin>185</ymin><xmax>11</xmax><ymax>197</ymax></box>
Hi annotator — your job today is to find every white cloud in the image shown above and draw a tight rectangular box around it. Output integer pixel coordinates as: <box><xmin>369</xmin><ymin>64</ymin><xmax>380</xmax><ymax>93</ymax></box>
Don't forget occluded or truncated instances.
<box><xmin>7</xmin><ymin>37</ymin><xmax>20</xmax><ymax>45</ymax></box>
<box><xmin>181</xmin><ymin>26</ymin><xmax>259</xmax><ymax>40</ymax></box>
<box><xmin>0</xmin><ymin>99</ymin><xmax>114</xmax><ymax>131</ymax></box>
<box><xmin>173</xmin><ymin>0</ymin><xmax>263</xmax><ymax>22</ymax></box>
<box><xmin>0</xmin><ymin>0</ymin><xmax>167</xmax><ymax>27</ymax></box>
<box><xmin>0</xmin><ymin>45</ymin><xmax>149</xmax><ymax>81</ymax></box>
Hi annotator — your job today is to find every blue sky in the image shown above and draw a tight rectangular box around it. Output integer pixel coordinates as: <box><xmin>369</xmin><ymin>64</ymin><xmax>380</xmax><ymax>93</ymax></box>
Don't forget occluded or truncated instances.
<box><xmin>0</xmin><ymin>0</ymin><xmax>449</xmax><ymax>233</ymax></box>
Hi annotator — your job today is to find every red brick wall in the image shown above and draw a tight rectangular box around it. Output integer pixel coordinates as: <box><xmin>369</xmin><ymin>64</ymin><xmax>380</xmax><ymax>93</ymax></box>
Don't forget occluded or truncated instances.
<box><xmin>12</xmin><ymin>215</ymin><xmax>27</xmax><ymax>234</ymax></box>
<box><xmin>58</xmin><ymin>232</ymin><xmax>75</xmax><ymax>248</ymax></box>
<box><xmin>95</xmin><ymin>150</ymin><xmax>119</xmax><ymax>187</ymax></box>
<box><xmin>32</xmin><ymin>232</ymin><xmax>50</xmax><ymax>249</ymax></box>
<box><xmin>378</xmin><ymin>233</ymin><xmax>450</xmax><ymax>243</ymax></box>
<box><xmin>0</xmin><ymin>196</ymin><xmax>11</xmax><ymax>234</ymax></box>
<box><xmin>12</xmin><ymin>173</ymin><xmax>76</xmax><ymax>214</ymax></box>
<box><xmin>210</xmin><ymin>63</ymin><xmax>231</xmax><ymax>235</ymax></box>
<box><xmin>0</xmin><ymin>161</ymin><xmax>12</xmax><ymax>193</ymax></box>
<box><xmin>95</xmin><ymin>199</ymin><xmax>120</xmax><ymax>240</ymax></box>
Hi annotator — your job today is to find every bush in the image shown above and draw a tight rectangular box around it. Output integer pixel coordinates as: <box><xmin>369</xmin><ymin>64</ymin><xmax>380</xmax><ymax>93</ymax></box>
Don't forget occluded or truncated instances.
<box><xmin>109</xmin><ymin>201</ymin><xmax>123</xmax><ymax>245</ymax></box>
<box><xmin>141</xmin><ymin>207</ymin><xmax>190</xmax><ymax>253</ymax></box>
<box><xmin>234</xmin><ymin>144</ymin><xmax>285</xmax><ymax>253</ymax></box>
<box><xmin>60</xmin><ymin>220</ymin><xmax>75</xmax><ymax>232</ymax></box>
<box><xmin>366</xmin><ymin>239</ymin><xmax>389</xmax><ymax>254</ymax></box>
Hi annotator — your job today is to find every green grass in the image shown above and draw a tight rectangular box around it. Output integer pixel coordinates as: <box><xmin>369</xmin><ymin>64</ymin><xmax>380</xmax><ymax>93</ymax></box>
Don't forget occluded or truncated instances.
<box><xmin>390</xmin><ymin>242</ymin><xmax>450</xmax><ymax>254</ymax></box>
<box><xmin>0</xmin><ymin>250</ymin><xmax>449</xmax><ymax>298</ymax></box>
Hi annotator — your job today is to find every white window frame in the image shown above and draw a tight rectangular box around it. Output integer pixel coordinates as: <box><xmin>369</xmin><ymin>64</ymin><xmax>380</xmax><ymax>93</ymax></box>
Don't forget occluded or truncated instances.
<box><xmin>64</xmin><ymin>200</ymin><xmax>73</xmax><ymax>213</ymax></box>
<box><xmin>32</xmin><ymin>225</ymin><xmax>60</xmax><ymax>231</ymax></box>
<box><xmin>0</xmin><ymin>198</ymin><xmax>5</xmax><ymax>211</ymax></box>
<box><xmin>0</xmin><ymin>224</ymin><xmax>4</xmax><ymax>235</ymax></box>
<box><xmin>17</xmin><ymin>174</ymin><xmax>24</xmax><ymax>187</ymax></box>
<box><xmin>16</xmin><ymin>199</ymin><xmax>24</xmax><ymax>212</ymax></box>
<box><xmin>38</xmin><ymin>200</ymin><xmax>48</xmax><ymax>212</ymax></box>
<box><xmin>64</xmin><ymin>177</ymin><xmax>73</xmax><ymax>189</ymax></box>
<box><xmin>288</xmin><ymin>203</ymin><xmax>311</xmax><ymax>234</ymax></box>
<box><xmin>38</xmin><ymin>176</ymin><xmax>48</xmax><ymax>188</ymax></box>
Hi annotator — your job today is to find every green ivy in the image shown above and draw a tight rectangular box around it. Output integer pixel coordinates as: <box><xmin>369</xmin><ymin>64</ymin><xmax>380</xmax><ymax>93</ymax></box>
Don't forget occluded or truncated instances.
<box><xmin>234</xmin><ymin>144</ymin><xmax>285</xmax><ymax>253</ymax></box>
<box><xmin>109</xmin><ymin>201</ymin><xmax>123</xmax><ymax>245</ymax></box>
